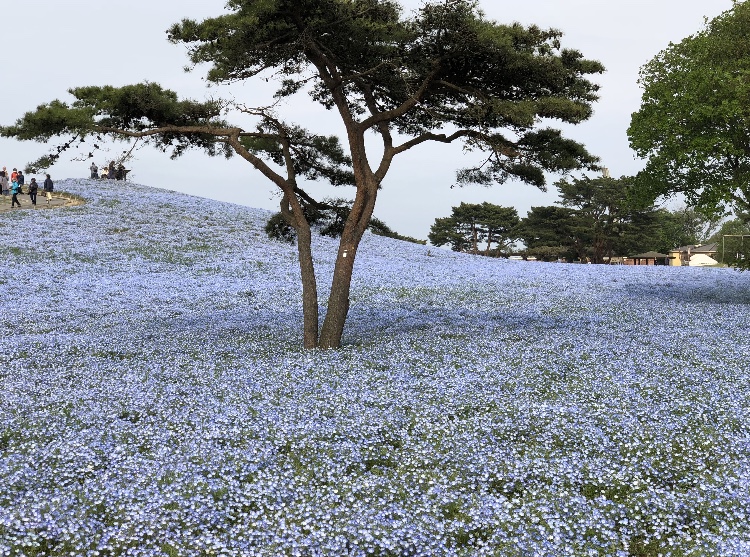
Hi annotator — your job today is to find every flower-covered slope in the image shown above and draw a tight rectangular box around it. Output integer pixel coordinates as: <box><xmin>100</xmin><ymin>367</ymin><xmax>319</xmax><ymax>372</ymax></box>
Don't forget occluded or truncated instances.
<box><xmin>1</xmin><ymin>179</ymin><xmax>749</xmax><ymax>556</ymax></box>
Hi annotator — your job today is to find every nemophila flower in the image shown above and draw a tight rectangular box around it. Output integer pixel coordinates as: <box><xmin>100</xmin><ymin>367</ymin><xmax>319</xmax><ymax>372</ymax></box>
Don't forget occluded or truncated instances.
<box><xmin>0</xmin><ymin>178</ymin><xmax>749</xmax><ymax>555</ymax></box>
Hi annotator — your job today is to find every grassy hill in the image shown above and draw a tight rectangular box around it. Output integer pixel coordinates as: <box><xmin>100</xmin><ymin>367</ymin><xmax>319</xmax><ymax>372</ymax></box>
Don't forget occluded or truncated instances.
<box><xmin>1</xmin><ymin>179</ymin><xmax>749</xmax><ymax>556</ymax></box>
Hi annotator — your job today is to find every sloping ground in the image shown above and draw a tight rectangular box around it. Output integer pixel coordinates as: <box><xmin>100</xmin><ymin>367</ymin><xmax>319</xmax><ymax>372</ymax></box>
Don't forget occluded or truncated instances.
<box><xmin>0</xmin><ymin>190</ymin><xmax>83</xmax><ymax>212</ymax></box>
<box><xmin>1</xmin><ymin>179</ymin><xmax>749</xmax><ymax>556</ymax></box>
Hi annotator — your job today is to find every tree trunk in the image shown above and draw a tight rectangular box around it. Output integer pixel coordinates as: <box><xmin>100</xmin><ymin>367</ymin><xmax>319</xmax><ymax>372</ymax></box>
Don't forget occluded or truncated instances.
<box><xmin>318</xmin><ymin>237</ymin><xmax>357</xmax><ymax>349</ymax></box>
<box><xmin>318</xmin><ymin>177</ymin><xmax>377</xmax><ymax>349</ymax></box>
<box><xmin>280</xmin><ymin>192</ymin><xmax>320</xmax><ymax>349</ymax></box>
<box><xmin>295</xmin><ymin>221</ymin><xmax>319</xmax><ymax>349</ymax></box>
<box><xmin>592</xmin><ymin>232</ymin><xmax>606</xmax><ymax>264</ymax></box>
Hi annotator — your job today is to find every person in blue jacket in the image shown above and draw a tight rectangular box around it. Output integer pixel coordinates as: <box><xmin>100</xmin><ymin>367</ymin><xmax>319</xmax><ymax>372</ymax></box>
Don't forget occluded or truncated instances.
<box><xmin>10</xmin><ymin>178</ymin><xmax>21</xmax><ymax>207</ymax></box>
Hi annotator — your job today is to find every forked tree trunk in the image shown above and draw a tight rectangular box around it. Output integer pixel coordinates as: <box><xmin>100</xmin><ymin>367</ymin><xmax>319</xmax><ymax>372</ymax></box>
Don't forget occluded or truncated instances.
<box><xmin>288</xmin><ymin>186</ymin><xmax>376</xmax><ymax>349</ymax></box>
<box><xmin>288</xmin><ymin>181</ymin><xmax>376</xmax><ymax>349</ymax></box>
<box><xmin>295</xmin><ymin>221</ymin><xmax>319</xmax><ymax>349</ymax></box>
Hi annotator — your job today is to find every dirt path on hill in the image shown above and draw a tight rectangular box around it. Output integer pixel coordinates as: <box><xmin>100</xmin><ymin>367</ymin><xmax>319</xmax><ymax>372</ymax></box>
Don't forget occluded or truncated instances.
<box><xmin>0</xmin><ymin>192</ymin><xmax>84</xmax><ymax>213</ymax></box>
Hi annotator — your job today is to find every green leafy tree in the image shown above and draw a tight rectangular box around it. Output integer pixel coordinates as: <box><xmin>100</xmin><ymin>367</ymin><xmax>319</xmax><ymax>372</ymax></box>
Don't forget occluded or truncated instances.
<box><xmin>516</xmin><ymin>205</ymin><xmax>580</xmax><ymax>261</ymax></box>
<box><xmin>628</xmin><ymin>2</ymin><xmax>750</xmax><ymax>219</ymax></box>
<box><xmin>708</xmin><ymin>218</ymin><xmax>750</xmax><ymax>268</ymax></box>
<box><xmin>2</xmin><ymin>0</ymin><xmax>603</xmax><ymax>348</ymax></box>
<box><xmin>428</xmin><ymin>202</ymin><xmax>519</xmax><ymax>255</ymax></box>
<box><xmin>556</xmin><ymin>175</ymin><xmax>643</xmax><ymax>263</ymax></box>
<box><xmin>519</xmin><ymin>202</ymin><xmax>721</xmax><ymax>262</ymax></box>
<box><xmin>428</xmin><ymin>216</ymin><xmax>470</xmax><ymax>253</ymax></box>
<box><xmin>477</xmin><ymin>203</ymin><xmax>521</xmax><ymax>256</ymax></box>
<box><xmin>649</xmin><ymin>206</ymin><xmax>722</xmax><ymax>253</ymax></box>
<box><xmin>613</xmin><ymin>209</ymin><xmax>664</xmax><ymax>258</ymax></box>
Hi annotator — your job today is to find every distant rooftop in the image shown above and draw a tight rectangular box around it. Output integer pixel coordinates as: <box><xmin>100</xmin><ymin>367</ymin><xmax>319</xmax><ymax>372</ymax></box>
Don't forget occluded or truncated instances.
<box><xmin>672</xmin><ymin>243</ymin><xmax>718</xmax><ymax>254</ymax></box>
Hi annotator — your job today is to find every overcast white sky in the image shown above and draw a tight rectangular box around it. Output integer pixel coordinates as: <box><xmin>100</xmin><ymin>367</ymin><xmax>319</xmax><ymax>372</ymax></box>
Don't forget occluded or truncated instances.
<box><xmin>0</xmin><ymin>0</ymin><xmax>735</xmax><ymax>238</ymax></box>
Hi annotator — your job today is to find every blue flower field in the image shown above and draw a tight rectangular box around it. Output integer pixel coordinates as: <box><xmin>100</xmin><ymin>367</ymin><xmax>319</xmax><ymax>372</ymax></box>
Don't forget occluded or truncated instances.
<box><xmin>1</xmin><ymin>179</ymin><xmax>749</xmax><ymax>556</ymax></box>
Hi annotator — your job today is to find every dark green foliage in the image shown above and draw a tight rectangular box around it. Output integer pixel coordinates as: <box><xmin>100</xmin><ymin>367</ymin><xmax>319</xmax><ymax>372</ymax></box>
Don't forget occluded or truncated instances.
<box><xmin>516</xmin><ymin>205</ymin><xmax>580</xmax><ymax>261</ymax></box>
<box><xmin>555</xmin><ymin>175</ymin><xmax>641</xmax><ymax>263</ymax></box>
<box><xmin>516</xmin><ymin>176</ymin><xmax>719</xmax><ymax>262</ymax></box>
<box><xmin>524</xmin><ymin>245</ymin><xmax>570</xmax><ymax>262</ymax></box>
<box><xmin>628</xmin><ymin>2</ymin><xmax>750</xmax><ymax>219</ymax></box>
<box><xmin>428</xmin><ymin>202</ymin><xmax>519</xmax><ymax>254</ymax></box>
<box><xmin>316</xmin><ymin>200</ymin><xmax>351</xmax><ymax>238</ymax></box>
<box><xmin>649</xmin><ymin>207</ymin><xmax>722</xmax><ymax>253</ymax></box>
<box><xmin>429</xmin><ymin>216</ymin><xmax>472</xmax><ymax>253</ymax></box>
<box><xmin>70</xmin><ymin>83</ymin><xmax>222</xmax><ymax>130</ymax></box>
<box><xmin>3</xmin><ymin>0</ymin><xmax>603</xmax><ymax>189</ymax></box>
<box><xmin>265</xmin><ymin>212</ymin><xmax>297</xmax><ymax>243</ymax></box>
<box><xmin>2</xmin><ymin>83</ymin><xmax>232</xmax><ymax>166</ymax></box>
<box><xmin>708</xmin><ymin>219</ymin><xmax>750</xmax><ymax>269</ymax></box>
<box><xmin>266</xmin><ymin>199</ymin><xmax>424</xmax><ymax>243</ymax></box>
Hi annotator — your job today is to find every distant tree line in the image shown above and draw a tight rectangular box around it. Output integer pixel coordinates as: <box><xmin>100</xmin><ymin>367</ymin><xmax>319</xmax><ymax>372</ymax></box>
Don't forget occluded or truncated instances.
<box><xmin>430</xmin><ymin>175</ymin><xmax>723</xmax><ymax>263</ymax></box>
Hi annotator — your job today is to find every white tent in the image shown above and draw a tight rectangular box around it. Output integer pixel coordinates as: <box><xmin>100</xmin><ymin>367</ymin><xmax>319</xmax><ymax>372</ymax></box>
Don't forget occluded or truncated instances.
<box><xmin>688</xmin><ymin>253</ymin><xmax>719</xmax><ymax>266</ymax></box>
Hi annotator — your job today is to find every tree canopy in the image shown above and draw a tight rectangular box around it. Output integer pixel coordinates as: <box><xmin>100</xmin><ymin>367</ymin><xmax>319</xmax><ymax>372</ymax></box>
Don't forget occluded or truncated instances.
<box><xmin>653</xmin><ymin>206</ymin><xmax>722</xmax><ymax>252</ymax></box>
<box><xmin>516</xmin><ymin>205</ymin><xmax>579</xmax><ymax>261</ymax></box>
<box><xmin>516</xmin><ymin>176</ymin><xmax>716</xmax><ymax>262</ymax></box>
<box><xmin>2</xmin><ymin>0</ymin><xmax>604</xmax><ymax>348</ymax></box>
<box><xmin>628</xmin><ymin>1</ymin><xmax>750</xmax><ymax>220</ymax></box>
<box><xmin>428</xmin><ymin>202</ymin><xmax>519</xmax><ymax>255</ymax></box>
<box><xmin>554</xmin><ymin>175</ymin><xmax>661</xmax><ymax>263</ymax></box>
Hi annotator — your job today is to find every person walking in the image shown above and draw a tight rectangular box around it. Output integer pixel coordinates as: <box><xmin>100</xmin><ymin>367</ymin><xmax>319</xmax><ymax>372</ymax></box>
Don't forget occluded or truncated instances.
<box><xmin>90</xmin><ymin>162</ymin><xmax>99</xmax><ymax>179</ymax></box>
<box><xmin>43</xmin><ymin>174</ymin><xmax>54</xmax><ymax>205</ymax></box>
<box><xmin>28</xmin><ymin>177</ymin><xmax>38</xmax><ymax>206</ymax></box>
<box><xmin>10</xmin><ymin>177</ymin><xmax>21</xmax><ymax>207</ymax></box>
<box><xmin>16</xmin><ymin>170</ymin><xmax>24</xmax><ymax>194</ymax></box>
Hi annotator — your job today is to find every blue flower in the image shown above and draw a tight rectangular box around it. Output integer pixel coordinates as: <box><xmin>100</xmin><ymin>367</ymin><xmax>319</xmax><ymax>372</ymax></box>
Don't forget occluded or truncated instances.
<box><xmin>0</xmin><ymin>179</ymin><xmax>748</xmax><ymax>555</ymax></box>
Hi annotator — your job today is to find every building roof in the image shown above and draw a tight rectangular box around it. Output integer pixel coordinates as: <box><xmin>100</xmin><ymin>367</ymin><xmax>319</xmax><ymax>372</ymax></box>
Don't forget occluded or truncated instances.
<box><xmin>672</xmin><ymin>243</ymin><xmax>718</xmax><ymax>254</ymax></box>
<box><xmin>630</xmin><ymin>251</ymin><xmax>670</xmax><ymax>259</ymax></box>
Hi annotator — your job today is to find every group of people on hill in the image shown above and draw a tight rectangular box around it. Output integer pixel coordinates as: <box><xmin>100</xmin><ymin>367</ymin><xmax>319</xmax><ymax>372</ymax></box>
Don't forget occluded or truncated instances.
<box><xmin>90</xmin><ymin>161</ymin><xmax>127</xmax><ymax>180</ymax></box>
<box><xmin>0</xmin><ymin>166</ymin><xmax>54</xmax><ymax>208</ymax></box>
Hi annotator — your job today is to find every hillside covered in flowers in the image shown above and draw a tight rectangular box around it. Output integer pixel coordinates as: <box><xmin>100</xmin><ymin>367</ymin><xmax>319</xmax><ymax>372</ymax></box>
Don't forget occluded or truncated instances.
<box><xmin>1</xmin><ymin>179</ymin><xmax>749</xmax><ymax>556</ymax></box>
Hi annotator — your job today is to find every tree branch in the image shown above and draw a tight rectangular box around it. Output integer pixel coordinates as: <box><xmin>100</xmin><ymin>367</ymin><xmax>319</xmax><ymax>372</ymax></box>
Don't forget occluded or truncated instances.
<box><xmin>391</xmin><ymin>129</ymin><xmax>477</xmax><ymax>155</ymax></box>
<box><xmin>97</xmin><ymin>124</ymin><xmax>241</xmax><ymax>138</ymax></box>
<box><xmin>359</xmin><ymin>65</ymin><xmax>443</xmax><ymax>131</ymax></box>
